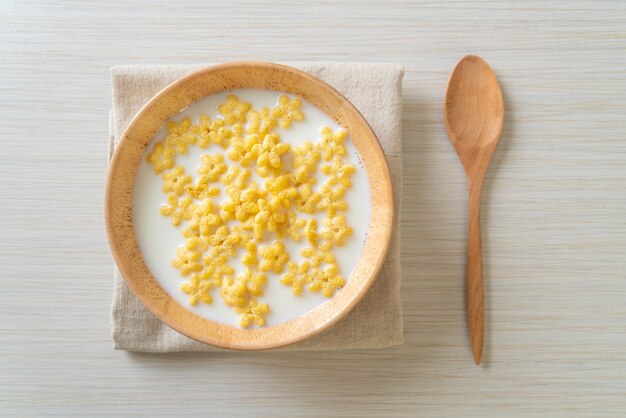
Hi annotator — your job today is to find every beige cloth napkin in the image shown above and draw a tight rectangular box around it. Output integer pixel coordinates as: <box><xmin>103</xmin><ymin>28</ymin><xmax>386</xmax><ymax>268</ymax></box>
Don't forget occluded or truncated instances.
<box><xmin>110</xmin><ymin>62</ymin><xmax>403</xmax><ymax>352</ymax></box>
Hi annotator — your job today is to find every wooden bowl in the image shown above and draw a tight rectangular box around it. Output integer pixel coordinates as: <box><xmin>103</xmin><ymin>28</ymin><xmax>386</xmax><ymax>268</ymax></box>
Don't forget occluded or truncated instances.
<box><xmin>105</xmin><ymin>62</ymin><xmax>393</xmax><ymax>350</ymax></box>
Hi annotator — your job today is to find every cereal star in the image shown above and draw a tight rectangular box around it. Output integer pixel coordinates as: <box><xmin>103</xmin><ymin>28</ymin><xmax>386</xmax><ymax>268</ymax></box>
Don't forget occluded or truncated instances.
<box><xmin>162</xmin><ymin>166</ymin><xmax>192</xmax><ymax>197</ymax></box>
<box><xmin>200</xmin><ymin>254</ymin><xmax>234</xmax><ymax>287</ymax></box>
<box><xmin>226</xmin><ymin>134</ymin><xmax>262</xmax><ymax>166</ymax></box>
<box><xmin>259</xmin><ymin>241</ymin><xmax>290</xmax><ymax>274</ymax></box>
<box><xmin>316</xmin><ymin>126</ymin><xmax>347</xmax><ymax>161</ymax></box>
<box><xmin>237</xmin><ymin>268</ymin><xmax>267</xmax><ymax>297</ymax></box>
<box><xmin>276</xmin><ymin>210</ymin><xmax>306</xmax><ymax>241</ymax></box>
<box><xmin>180</xmin><ymin>273</ymin><xmax>214</xmax><ymax>305</ymax></box>
<box><xmin>271</xmin><ymin>94</ymin><xmax>305</xmax><ymax>128</ymax></box>
<box><xmin>164</xmin><ymin>118</ymin><xmax>196</xmax><ymax>154</ymax></box>
<box><xmin>300</xmin><ymin>241</ymin><xmax>335</xmax><ymax>268</ymax></box>
<box><xmin>237</xmin><ymin>299</ymin><xmax>270</xmax><ymax>327</ymax></box>
<box><xmin>172</xmin><ymin>245</ymin><xmax>203</xmax><ymax>276</ymax></box>
<box><xmin>192</xmin><ymin>116</ymin><xmax>234</xmax><ymax>149</ymax></box>
<box><xmin>221</xmin><ymin>165</ymin><xmax>250</xmax><ymax>189</ymax></box>
<box><xmin>254</xmin><ymin>197</ymin><xmax>287</xmax><ymax>235</ymax></box>
<box><xmin>265</xmin><ymin>175</ymin><xmax>298</xmax><ymax>208</ymax></box>
<box><xmin>188</xmin><ymin>199</ymin><xmax>222</xmax><ymax>236</ymax></box>
<box><xmin>252</xmin><ymin>134</ymin><xmax>291</xmax><ymax>177</ymax></box>
<box><xmin>160</xmin><ymin>194</ymin><xmax>196</xmax><ymax>226</ymax></box>
<box><xmin>292</xmin><ymin>141</ymin><xmax>320</xmax><ymax>172</ymax></box>
<box><xmin>220</xmin><ymin>277</ymin><xmax>249</xmax><ymax>309</ymax></box>
<box><xmin>217</xmin><ymin>94</ymin><xmax>252</xmax><ymax>125</ymax></box>
<box><xmin>146</xmin><ymin>142</ymin><xmax>175</xmax><ymax>174</ymax></box>
<box><xmin>293</xmin><ymin>184</ymin><xmax>322</xmax><ymax>214</ymax></box>
<box><xmin>320</xmin><ymin>215</ymin><xmax>353</xmax><ymax>247</ymax></box>
<box><xmin>317</xmin><ymin>184</ymin><xmax>348</xmax><ymax>216</ymax></box>
<box><xmin>197</xmin><ymin>153</ymin><xmax>228</xmax><ymax>182</ymax></box>
<box><xmin>321</xmin><ymin>156</ymin><xmax>356</xmax><ymax>188</ymax></box>
<box><xmin>206</xmin><ymin>225</ymin><xmax>244</xmax><ymax>258</ymax></box>
<box><xmin>246</xmin><ymin>107</ymin><xmax>277</xmax><ymax>136</ymax></box>
<box><xmin>309</xmin><ymin>263</ymin><xmax>346</xmax><ymax>297</ymax></box>
<box><xmin>185</xmin><ymin>177</ymin><xmax>219</xmax><ymax>200</ymax></box>
<box><xmin>280</xmin><ymin>260</ymin><xmax>313</xmax><ymax>295</ymax></box>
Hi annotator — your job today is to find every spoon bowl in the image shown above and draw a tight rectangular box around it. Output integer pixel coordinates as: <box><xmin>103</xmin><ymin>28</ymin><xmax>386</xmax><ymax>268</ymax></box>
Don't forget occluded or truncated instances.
<box><xmin>445</xmin><ymin>55</ymin><xmax>504</xmax><ymax>174</ymax></box>
<box><xmin>444</xmin><ymin>55</ymin><xmax>504</xmax><ymax>364</ymax></box>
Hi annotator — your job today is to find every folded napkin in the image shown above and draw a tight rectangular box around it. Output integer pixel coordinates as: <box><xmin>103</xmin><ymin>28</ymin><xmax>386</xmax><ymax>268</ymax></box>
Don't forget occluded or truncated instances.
<box><xmin>110</xmin><ymin>62</ymin><xmax>404</xmax><ymax>352</ymax></box>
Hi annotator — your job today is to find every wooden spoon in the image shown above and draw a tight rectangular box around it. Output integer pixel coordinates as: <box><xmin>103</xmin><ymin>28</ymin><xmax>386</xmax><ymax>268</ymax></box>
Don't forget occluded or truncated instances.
<box><xmin>444</xmin><ymin>55</ymin><xmax>504</xmax><ymax>365</ymax></box>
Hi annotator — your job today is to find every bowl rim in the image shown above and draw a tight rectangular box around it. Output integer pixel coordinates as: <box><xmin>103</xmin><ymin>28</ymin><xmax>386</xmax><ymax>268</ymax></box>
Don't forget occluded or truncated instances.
<box><xmin>105</xmin><ymin>61</ymin><xmax>394</xmax><ymax>350</ymax></box>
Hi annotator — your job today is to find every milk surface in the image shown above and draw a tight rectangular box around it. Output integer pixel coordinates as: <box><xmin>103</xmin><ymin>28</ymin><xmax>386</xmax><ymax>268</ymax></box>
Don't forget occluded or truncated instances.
<box><xmin>133</xmin><ymin>89</ymin><xmax>372</xmax><ymax>327</ymax></box>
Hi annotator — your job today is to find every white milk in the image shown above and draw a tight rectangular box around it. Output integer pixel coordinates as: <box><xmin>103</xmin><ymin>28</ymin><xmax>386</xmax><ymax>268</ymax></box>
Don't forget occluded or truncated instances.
<box><xmin>133</xmin><ymin>89</ymin><xmax>372</xmax><ymax>327</ymax></box>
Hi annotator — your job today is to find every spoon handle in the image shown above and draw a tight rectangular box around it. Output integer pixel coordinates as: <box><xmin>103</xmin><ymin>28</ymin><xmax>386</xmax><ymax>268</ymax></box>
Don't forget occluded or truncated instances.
<box><xmin>467</xmin><ymin>180</ymin><xmax>484</xmax><ymax>365</ymax></box>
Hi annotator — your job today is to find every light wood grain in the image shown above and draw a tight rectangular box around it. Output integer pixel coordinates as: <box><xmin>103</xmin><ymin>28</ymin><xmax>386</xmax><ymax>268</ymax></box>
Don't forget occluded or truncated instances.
<box><xmin>1</xmin><ymin>0</ymin><xmax>626</xmax><ymax>416</ymax></box>
<box><xmin>106</xmin><ymin>62</ymin><xmax>393</xmax><ymax>349</ymax></box>
<box><xmin>445</xmin><ymin>55</ymin><xmax>505</xmax><ymax>365</ymax></box>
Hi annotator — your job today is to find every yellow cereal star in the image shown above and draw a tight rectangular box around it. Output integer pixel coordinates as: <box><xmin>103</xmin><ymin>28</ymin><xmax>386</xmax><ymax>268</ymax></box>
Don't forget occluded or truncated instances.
<box><xmin>254</xmin><ymin>197</ymin><xmax>287</xmax><ymax>236</ymax></box>
<box><xmin>192</xmin><ymin>115</ymin><xmax>213</xmax><ymax>148</ymax></box>
<box><xmin>221</xmin><ymin>165</ymin><xmax>250</xmax><ymax>189</ymax></box>
<box><xmin>288</xmin><ymin>166</ymin><xmax>317</xmax><ymax>189</ymax></box>
<box><xmin>316</xmin><ymin>126</ymin><xmax>347</xmax><ymax>161</ymax></box>
<box><xmin>220</xmin><ymin>182</ymin><xmax>266</xmax><ymax>223</ymax></box>
<box><xmin>188</xmin><ymin>199</ymin><xmax>222</xmax><ymax>236</ymax></box>
<box><xmin>293</xmin><ymin>184</ymin><xmax>322</xmax><ymax>214</ymax></box>
<box><xmin>162</xmin><ymin>166</ymin><xmax>192</xmax><ymax>196</ymax></box>
<box><xmin>192</xmin><ymin>116</ymin><xmax>235</xmax><ymax>149</ymax></box>
<box><xmin>200</xmin><ymin>254</ymin><xmax>234</xmax><ymax>287</ymax></box>
<box><xmin>206</xmin><ymin>225</ymin><xmax>244</xmax><ymax>258</ymax></box>
<box><xmin>172</xmin><ymin>245</ymin><xmax>203</xmax><ymax>276</ymax></box>
<box><xmin>197</xmin><ymin>153</ymin><xmax>228</xmax><ymax>182</ymax></box>
<box><xmin>317</xmin><ymin>184</ymin><xmax>349</xmax><ymax>216</ymax></box>
<box><xmin>160</xmin><ymin>194</ymin><xmax>196</xmax><ymax>226</ymax></box>
<box><xmin>185</xmin><ymin>176</ymin><xmax>219</xmax><ymax>200</ymax></box>
<box><xmin>309</xmin><ymin>263</ymin><xmax>346</xmax><ymax>297</ymax></box>
<box><xmin>226</xmin><ymin>134</ymin><xmax>262</xmax><ymax>166</ymax></box>
<box><xmin>292</xmin><ymin>141</ymin><xmax>320</xmax><ymax>172</ymax></box>
<box><xmin>259</xmin><ymin>241</ymin><xmax>290</xmax><ymax>274</ymax></box>
<box><xmin>237</xmin><ymin>199</ymin><xmax>262</xmax><ymax>223</ymax></box>
<box><xmin>146</xmin><ymin>142</ymin><xmax>175</xmax><ymax>174</ymax></box>
<box><xmin>276</xmin><ymin>211</ymin><xmax>306</xmax><ymax>241</ymax></box>
<box><xmin>265</xmin><ymin>175</ymin><xmax>298</xmax><ymax>208</ymax></box>
<box><xmin>271</xmin><ymin>94</ymin><xmax>305</xmax><ymax>128</ymax></box>
<box><xmin>180</xmin><ymin>273</ymin><xmax>214</xmax><ymax>305</ymax></box>
<box><xmin>321</xmin><ymin>156</ymin><xmax>356</xmax><ymax>188</ymax></box>
<box><xmin>252</xmin><ymin>134</ymin><xmax>291</xmax><ymax>177</ymax></box>
<box><xmin>300</xmin><ymin>241</ymin><xmax>335</xmax><ymax>268</ymax></box>
<box><xmin>237</xmin><ymin>299</ymin><xmax>270</xmax><ymax>327</ymax></box>
<box><xmin>164</xmin><ymin>118</ymin><xmax>196</xmax><ymax>155</ymax></box>
<box><xmin>220</xmin><ymin>276</ymin><xmax>249</xmax><ymax>308</ymax></box>
<box><xmin>320</xmin><ymin>215</ymin><xmax>353</xmax><ymax>247</ymax></box>
<box><xmin>237</xmin><ymin>268</ymin><xmax>267</xmax><ymax>297</ymax></box>
<box><xmin>217</xmin><ymin>94</ymin><xmax>252</xmax><ymax>125</ymax></box>
<box><xmin>280</xmin><ymin>260</ymin><xmax>313</xmax><ymax>295</ymax></box>
<box><xmin>246</xmin><ymin>108</ymin><xmax>277</xmax><ymax>136</ymax></box>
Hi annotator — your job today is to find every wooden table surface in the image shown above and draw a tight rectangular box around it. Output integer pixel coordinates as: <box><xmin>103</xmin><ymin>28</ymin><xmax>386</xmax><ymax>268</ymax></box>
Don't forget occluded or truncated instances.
<box><xmin>2</xmin><ymin>1</ymin><xmax>625</xmax><ymax>416</ymax></box>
